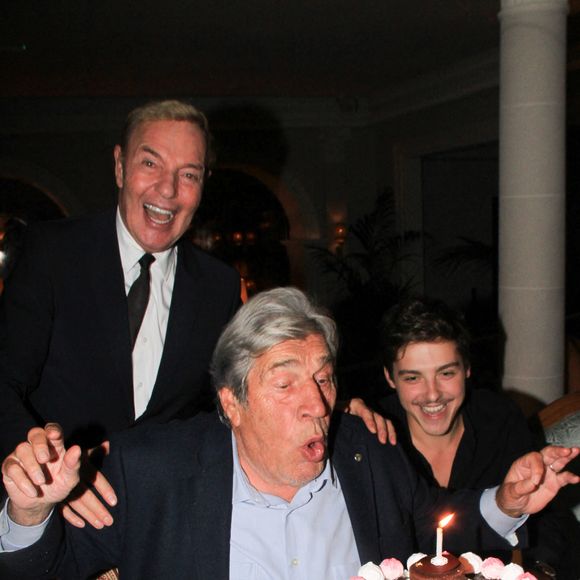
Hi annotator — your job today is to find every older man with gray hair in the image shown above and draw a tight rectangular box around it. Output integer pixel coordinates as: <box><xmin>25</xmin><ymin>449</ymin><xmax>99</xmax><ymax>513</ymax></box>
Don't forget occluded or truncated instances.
<box><xmin>1</xmin><ymin>288</ymin><xmax>578</xmax><ymax>579</ymax></box>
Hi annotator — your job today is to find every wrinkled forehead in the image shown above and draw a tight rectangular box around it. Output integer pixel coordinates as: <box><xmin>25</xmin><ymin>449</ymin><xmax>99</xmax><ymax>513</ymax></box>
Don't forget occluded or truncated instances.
<box><xmin>251</xmin><ymin>334</ymin><xmax>334</xmax><ymax>378</ymax></box>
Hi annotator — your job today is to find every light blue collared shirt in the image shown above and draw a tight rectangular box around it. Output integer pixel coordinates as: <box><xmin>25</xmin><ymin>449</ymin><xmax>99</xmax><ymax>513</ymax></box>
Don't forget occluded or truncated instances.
<box><xmin>229</xmin><ymin>436</ymin><xmax>360</xmax><ymax>580</ymax></box>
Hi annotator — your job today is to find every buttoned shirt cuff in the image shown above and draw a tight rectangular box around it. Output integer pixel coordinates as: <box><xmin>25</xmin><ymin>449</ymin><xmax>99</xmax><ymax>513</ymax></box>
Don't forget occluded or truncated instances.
<box><xmin>480</xmin><ymin>487</ymin><xmax>528</xmax><ymax>546</ymax></box>
<box><xmin>0</xmin><ymin>499</ymin><xmax>53</xmax><ymax>552</ymax></box>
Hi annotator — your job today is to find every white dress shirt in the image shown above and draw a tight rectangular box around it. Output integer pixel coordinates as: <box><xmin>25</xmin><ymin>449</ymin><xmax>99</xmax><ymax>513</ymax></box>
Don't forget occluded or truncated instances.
<box><xmin>116</xmin><ymin>209</ymin><xmax>177</xmax><ymax>419</ymax></box>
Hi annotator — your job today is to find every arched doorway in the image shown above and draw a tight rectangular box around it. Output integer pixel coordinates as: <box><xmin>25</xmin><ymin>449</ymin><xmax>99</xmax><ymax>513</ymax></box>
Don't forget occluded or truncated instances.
<box><xmin>191</xmin><ymin>169</ymin><xmax>291</xmax><ymax>297</ymax></box>
<box><xmin>0</xmin><ymin>177</ymin><xmax>66</xmax><ymax>288</ymax></box>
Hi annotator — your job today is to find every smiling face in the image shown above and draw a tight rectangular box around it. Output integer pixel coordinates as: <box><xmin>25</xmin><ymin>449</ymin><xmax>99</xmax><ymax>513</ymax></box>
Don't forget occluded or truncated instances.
<box><xmin>114</xmin><ymin>119</ymin><xmax>206</xmax><ymax>253</ymax></box>
<box><xmin>218</xmin><ymin>334</ymin><xmax>336</xmax><ymax>502</ymax></box>
<box><xmin>384</xmin><ymin>340</ymin><xmax>469</xmax><ymax>443</ymax></box>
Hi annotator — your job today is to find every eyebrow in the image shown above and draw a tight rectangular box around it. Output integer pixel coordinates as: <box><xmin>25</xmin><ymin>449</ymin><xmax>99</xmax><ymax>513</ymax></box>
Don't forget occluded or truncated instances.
<box><xmin>266</xmin><ymin>354</ymin><xmax>333</xmax><ymax>374</ymax></box>
<box><xmin>139</xmin><ymin>145</ymin><xmax>205</xmax><ymax>170</ymax></box>
<box><xmin>396</xmin><ymin>361</ymin><xmax>461</xmax><ymax>377</ymax></box>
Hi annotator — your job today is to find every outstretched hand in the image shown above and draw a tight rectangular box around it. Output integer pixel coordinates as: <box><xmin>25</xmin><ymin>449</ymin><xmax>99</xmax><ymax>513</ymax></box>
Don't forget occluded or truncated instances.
<box><xmin>338</xmin><ymin>398</ymin><xmax>397</xmax><ymax>445</ymax></box>
<box><xmin>496</xmin><ymin>445</ymin><xmax>580</xmax><ymax>518</ymax></box>
<box><xmin>2</xmin><ymin>423</ymin><xmax>81</xmax><ymax>526</ymax></box>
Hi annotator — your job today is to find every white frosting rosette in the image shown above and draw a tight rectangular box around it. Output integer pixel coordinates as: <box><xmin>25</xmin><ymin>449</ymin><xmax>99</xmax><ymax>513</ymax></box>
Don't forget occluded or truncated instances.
<box><xmin>406</xmin><ymin>552</ymin><xmax>427</xmax><ymax>571</ymax></box>
<box><xmin>379</xmin><ymin>557</ymin><xmax>404</xmax><ymax>580</ymax></box>
<box><xmin>500</xmin><ymin>562</ymin><xmax>525</xmax><ymax>580</ymax></box>
<box><xmin>459</xmin><ymin>551</ymin><xmax>483</xmax><ymax>574</ymax></box>
<box><xmin>357</xmin><ymin>561</ymin><xmax>386</xmax><ymax>580</ymax></box>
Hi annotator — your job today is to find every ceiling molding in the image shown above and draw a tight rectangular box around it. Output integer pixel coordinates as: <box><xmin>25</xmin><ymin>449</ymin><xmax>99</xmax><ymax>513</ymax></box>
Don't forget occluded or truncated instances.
<box><xmin>370</xmin><ymin>49</ymin><xmax>499</xmax><ymax>123</ymax></box>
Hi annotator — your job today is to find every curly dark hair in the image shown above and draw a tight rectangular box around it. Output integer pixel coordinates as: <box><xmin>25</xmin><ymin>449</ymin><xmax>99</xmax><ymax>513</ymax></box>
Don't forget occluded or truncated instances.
<box><xmin>380</xmin><ymin>297</ymin><xmax>471</xmax><ymax>375</ymax></box>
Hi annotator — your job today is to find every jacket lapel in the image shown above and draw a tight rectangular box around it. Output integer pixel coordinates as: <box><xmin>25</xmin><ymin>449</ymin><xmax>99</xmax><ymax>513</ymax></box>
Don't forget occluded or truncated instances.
<box><xmin>89</xmin><ymin>210</ymin><xmax>134</xmax><ymax>422</ymax></box>
<box><xmin>147</xmin><ymin>240</ymin><xmax>202</xmax><ymax>408</ymax></box>
<box><xmin>332</xmin><ymin>428</ymin><xmax>383</xmax><ymax>564</ymax></box>
<box><xmin>187</xmin><ymin>422</ymin><xmax>233</xmax><ymax>579</ymax></box>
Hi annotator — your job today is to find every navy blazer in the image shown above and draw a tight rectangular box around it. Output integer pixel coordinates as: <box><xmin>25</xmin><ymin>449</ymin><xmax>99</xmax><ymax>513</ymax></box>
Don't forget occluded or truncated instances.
<box><xmin>0</xmin><ymin>209</ymin><xmax>240</xmax><ymax>455</ymax></box>
<box><xmin>0</xmin><ymin>414</ymin><xmax>514</xmax><ymax>579</ymax></box>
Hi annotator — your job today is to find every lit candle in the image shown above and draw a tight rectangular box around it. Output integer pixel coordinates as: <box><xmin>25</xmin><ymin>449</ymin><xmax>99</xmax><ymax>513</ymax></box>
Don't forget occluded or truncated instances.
<box><xmin>436</xmin><ymin>526</ymin><xmax>443</xmax><ymax>558</ymax></box>
<box><xmin>431</xmin><ymin>513</ymin><xmax>454</xmax><ymax>566</ymax></box>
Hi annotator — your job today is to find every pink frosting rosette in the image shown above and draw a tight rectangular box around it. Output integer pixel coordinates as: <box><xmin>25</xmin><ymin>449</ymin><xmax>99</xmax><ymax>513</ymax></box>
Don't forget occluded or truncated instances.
<box><xmin>379</xmin><ymin>557</ymin><xmax>404</xmax><ymax>580</ymax></box>
<box><xmin>481</xmin><ymin>557</ymin><xmax>505</xmax><ymax>579</ymax></box>
<box><xmin>516</xmin><ymin>574</ymin><xmax>538</xmax><ymax>580</ymax></box>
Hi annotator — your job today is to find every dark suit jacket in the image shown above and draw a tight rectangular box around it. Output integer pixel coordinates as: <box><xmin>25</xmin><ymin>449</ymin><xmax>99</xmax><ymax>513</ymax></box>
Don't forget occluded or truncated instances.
<box><xmin>0</xmin><ymin>209</ymin><xmax>240</xmax><ymax>455</ymax></box>
<box><xmin>0</xmin><ymin>414</ymin><xmax>514</xmax><ymax>579</ymax></box>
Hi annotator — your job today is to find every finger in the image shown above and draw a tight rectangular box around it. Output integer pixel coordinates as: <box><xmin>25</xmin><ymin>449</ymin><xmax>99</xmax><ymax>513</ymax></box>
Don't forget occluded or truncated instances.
<box><xmin>26</xmin><ymin>427</ymin><xmax>52</xmax><ymax>464</ymax></box>
<box><xmin>92</xmin><ymin>469</ymin><xmax>117</xmax><ymax>506</ymax></box>
<box><xmin>515</xmin><ymin>450</ymin><xmax>544</xmax><ymax>486</ymax></box>
<box><xmin>61</xmin><ymin>504</ymin><xmax>86</xmax><ymax>528</ymax></box>
<box><xmin>62</xmin><ymin>445</ymin><xmax>82</xmax><ymax>482</ymax></box>
<box><xmin>44</xmin><ymin>423</ymin><xmax>67</xmax><ymax>459</ymax></box>
<box><xmin>2</xmin><ymin>456</ymin><xmax>41</xmax><ymax>498</ymax></box>
<box><xmin>67</xmin><ymin>486</ymin><xmax>112</xmax><ymax>528</ymax></box>
<box><xmin>12</xmin><ymin>442</ymin><xmax>46</xmax><ymax>486</ymax></box>
<box><xmin>88</xmin><ymin>439</ymin><xmax>111</xmax><ymax>459</ymax></box>
<box><xmin>511</xmin><ymin>477</ymin><xmax>540</xmax><ymax>499</ymax></box>
<box><xmin>386</xmin><ymin>418</ymin><xmax>397</xmax><ymax>445</ymax></box>
<box><xmin>557</xmin><ymin>471</ymin><xmax>580</xmax><ymax>486</ymax></box>
<box><xmin>373</xmin><ymin>414</ymin><xmax>388</xmax><ymax>445</ymax></box>
<box><xmin>546</xmin><ymin>447</ymin><xmax>580</xmax><ymax>473</ymax></box>
<box><xmin>361</xmin><ymin>411</ymin><xmax>377</xmax><ymax>434</ymax></box>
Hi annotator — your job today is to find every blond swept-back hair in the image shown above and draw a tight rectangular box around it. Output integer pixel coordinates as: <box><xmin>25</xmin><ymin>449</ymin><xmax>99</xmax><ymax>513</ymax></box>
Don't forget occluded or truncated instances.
<box><xmin>121</xmin><ymin>99</ymin><xmax>214</xmax><ymax>168</ymax></box>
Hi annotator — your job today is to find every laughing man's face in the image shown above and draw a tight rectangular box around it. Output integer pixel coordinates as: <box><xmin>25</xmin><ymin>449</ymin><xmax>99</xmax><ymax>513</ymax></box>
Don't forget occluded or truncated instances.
<box><xmin>115</xmin><ymin>119</ymin><xmax>206</xmax><ymax>253</ymax></box>
<box><xmin>384</xmin><ymin>340</ymin><xmax>469</xmax><ymax>441</ymax></box>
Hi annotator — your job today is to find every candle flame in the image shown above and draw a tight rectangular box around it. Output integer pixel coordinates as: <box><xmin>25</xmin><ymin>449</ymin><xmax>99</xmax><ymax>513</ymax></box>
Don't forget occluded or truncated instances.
<box><xmin>439</xmin><ymin>513</ymin><xmax>454</xmax><ymax>528</ymax></box>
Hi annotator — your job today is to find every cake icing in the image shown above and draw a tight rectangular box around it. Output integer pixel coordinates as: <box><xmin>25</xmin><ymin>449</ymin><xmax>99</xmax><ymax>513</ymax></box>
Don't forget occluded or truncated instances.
<box><xmin>352</xmin><ymin>553</ymin><xmax>539</xmax><ymax>580</ymax></box>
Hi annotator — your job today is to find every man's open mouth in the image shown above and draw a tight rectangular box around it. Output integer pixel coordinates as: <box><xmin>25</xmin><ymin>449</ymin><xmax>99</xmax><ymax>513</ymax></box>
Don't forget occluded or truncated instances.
<box><xmin>302</xmin><ymin>437</ymin><xmax>326</xmax><ymax>461</ymax></box>
<box><xmin>144</xmin><ymin>203</ymin><xmax>175</xmax><ymax>225</ymax></box>
<box><xmin>418</xmin><ymin>402</ymin><xmax>447</xmax><ymax>415</ymax></box>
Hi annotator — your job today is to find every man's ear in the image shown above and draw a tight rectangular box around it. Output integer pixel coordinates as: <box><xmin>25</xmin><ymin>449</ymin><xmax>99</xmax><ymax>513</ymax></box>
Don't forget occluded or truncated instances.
<box><xmin>113</xmin><ymin>145</ymin><xmax>124</xmax><ymax>189</ymax></box>
<box><xmin>465</xmin><ymin>366</ymin><xmax>471</xmax><ymax>380</ymax></box>
<box><xmin>218</xmin><ymin>387</ymin><xmax>242</xmax><ymax>427</ymax></box>
<box><xmin>383</xmin><ymin>367</ymin><xmax>397</xmax><ymax>390</ymax></box>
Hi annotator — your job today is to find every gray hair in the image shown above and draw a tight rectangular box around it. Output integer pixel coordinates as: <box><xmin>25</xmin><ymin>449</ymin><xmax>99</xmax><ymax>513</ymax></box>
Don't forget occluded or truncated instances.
<box><xmin>211</xmin><ymin>287</ymin><xmax>338</xmax><ymax>426</ymax></box>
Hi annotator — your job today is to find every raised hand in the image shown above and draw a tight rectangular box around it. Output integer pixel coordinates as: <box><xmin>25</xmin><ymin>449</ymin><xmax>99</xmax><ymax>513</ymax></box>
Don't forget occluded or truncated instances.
<box><xmin>496</xmin><ymin>445</ymin><xmax>580</xmax><ymax>518</ymax></box>
<box><xmin>1</xmin><ymin>423</ymin><xmax>81</xmax><ymax>526</ymax></box>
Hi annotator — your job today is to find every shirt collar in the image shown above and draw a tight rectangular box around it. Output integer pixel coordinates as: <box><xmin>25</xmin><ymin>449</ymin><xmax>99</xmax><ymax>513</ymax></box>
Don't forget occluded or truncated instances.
<box><xmin>231</xmin><ymin>433</ymin><xmax>336</xmax><ymax>508</ymax></box>
<box><xmin>115</xmin><ymin>207</ymin><xmax>176</xmax><ymax>281</ymax></box>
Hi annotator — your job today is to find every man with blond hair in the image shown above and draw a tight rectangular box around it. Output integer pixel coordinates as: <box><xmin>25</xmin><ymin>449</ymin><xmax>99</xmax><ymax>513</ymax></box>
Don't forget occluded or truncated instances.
<box><xmin>0</xmin><ymin>99</ymin><xmax>241</xmax><ymax>527</ymax></box>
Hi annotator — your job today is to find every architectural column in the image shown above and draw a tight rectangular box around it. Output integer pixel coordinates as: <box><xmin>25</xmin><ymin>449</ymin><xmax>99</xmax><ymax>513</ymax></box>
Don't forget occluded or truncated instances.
<box><xmin>498</xmin><ymin>0</ymin><xmax>568</xmax><ymax>403</ymax></box>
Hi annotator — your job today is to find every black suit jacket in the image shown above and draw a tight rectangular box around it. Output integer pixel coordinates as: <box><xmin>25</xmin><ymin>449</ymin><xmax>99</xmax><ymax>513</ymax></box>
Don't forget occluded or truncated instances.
<box><xmin>0</xmin><ymin>414</ymin><xmax>514</xmax><ymax>579</ymax></box>
<box><xmin>0</xmin><ymin>209</ymin><xmax>240</xmax><ymax>455</ymax></box>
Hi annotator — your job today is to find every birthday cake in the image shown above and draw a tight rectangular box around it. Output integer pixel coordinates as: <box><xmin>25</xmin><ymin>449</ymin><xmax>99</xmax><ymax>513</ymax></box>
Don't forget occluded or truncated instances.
<box><xmin>351</xmin><ymin>552</ymin><xmax>551</xmax><ymax>580</ymax></box>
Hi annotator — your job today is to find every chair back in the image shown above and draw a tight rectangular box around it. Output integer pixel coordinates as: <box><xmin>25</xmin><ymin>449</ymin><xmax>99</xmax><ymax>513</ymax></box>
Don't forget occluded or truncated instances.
<box><xmin>538</xmin><ymin>393</ymin><xmax>580</xmax><ymax>521</ymax></box>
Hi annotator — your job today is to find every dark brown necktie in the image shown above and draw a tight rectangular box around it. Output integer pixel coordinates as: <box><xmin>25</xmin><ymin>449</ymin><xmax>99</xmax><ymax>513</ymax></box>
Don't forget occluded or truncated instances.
<box><xmin>127</xmin><ymin>253</ymin><xmax>155</xmax><ymax>348</ymax></box>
